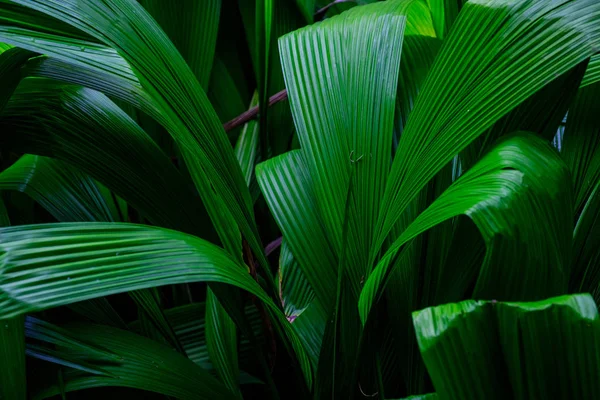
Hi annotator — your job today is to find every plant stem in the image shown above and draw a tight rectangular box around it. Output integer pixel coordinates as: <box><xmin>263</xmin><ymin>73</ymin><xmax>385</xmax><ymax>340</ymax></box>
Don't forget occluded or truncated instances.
<box><xmin>223</xmin><ymin>89</ymin><xmax>288</xmax><ymax>132</ymax></box>
<box><xmin>222</xmin><ymin>0</ymin><xmax>355</xmax><ymax>133</ymax></box>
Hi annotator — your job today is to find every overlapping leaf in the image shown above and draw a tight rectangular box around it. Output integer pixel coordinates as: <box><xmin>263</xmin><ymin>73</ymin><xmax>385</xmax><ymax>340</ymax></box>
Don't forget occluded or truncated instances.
<box><xmin>0</xmin><ymin>199</ymin><xmax>26</xmax><ymax>400</ymax></box>
<box><xmin>1</xmin><ymin>80</ymin><xmax>211</xmax><ymax>237</ymax></box>
<box><xmin>0</xmin><ymin>155</ymin><xmax>120</xmax><ymax>222</ymax></box>
<box><xmin>6</xmin><ymin>0</ymin><xmax>270</xmax><ymax>283</ymax></box>
<box><xmin>0</xmin><ymin>222</ymin><xmax>312</xmax><ymax>387</ymax></box>
<box><xmin>373</xmin><ymin>0</ymin><xmax>600</xmax><ymax>265</ymax></box>
<box><xmin>413</xmin><ymin>294</ymin><xmax>600</xmax><ymax>399</ymax></box>
<box><xmin>360</xmin><ymin>133</ymin><xmax>572</xmax><ymax>322</ymax></box>
<box><xmin>26</xmin><ymin>317</ymin><xmax>236</xmax><ymax>400</ymax></box>
<box><xmin>278</xmin><ymin>0</ymin><xmax>431</xmax><ymax>295</ymax></box>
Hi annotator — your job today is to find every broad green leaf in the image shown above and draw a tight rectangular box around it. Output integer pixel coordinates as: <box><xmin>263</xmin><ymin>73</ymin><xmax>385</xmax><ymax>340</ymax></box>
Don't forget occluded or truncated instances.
<box><xmin>381</xmin><ymin>164</ymin><xmax>461</xmax><ymax>395</ymax></box>
<box><xmin>256</xmin><ymin>0</ymin><xmax>273</xmax><ymax>156</ymax></box>
<box><xmin>149</xmin><ymin>303</ymin><xmax>213</xmax><ymax>369</ymax></box>
<box><xmin>394</xmin><ymin>35</ymin><xmax>441</xmax><ymax>150</ymax></box>
<box><xmin>0</xmin><ymin>1</ymin><xmax>93</xmax><ymax>41</ymax></box>
<box><xmin>561</xmin><ymin>81</ymin><xmax>600</xmax><ymax>213</ymax></box>
<box><xmin>1</xmin><ymin>319</ymin><xmax>26</xmax><ymax>400</ymax></box>
<box><xmin>129</xmin><ymin>289</ymin><xmax>185</xmax><ymax>353</ymax></box>
<box><xmin>0</xmin><ymin>155</ymin><xmax>120</xmax><ymax>222</ymax></box>
<box><xmin>360</xmin><ymin>133</ymin><xmax>573</xmax><ymax>323</ymax></box>
<box><xmin>1</xmin><ymin>314</ymin><xmax>27</xmax><ymax>400</ymax></box>
<box><xmin>0</xmin><ymin>222</ymin><xmax>312</xmax><ymax>387</ymax></box>
<box><xmin>206</xmin><ymin>289</ymin><xmax>241</xmax><ymax>397</ymax></box>
<box><xmin>0</xmin><ymin>153</ymin><xmax>180</xmax><ymax>352</ymax></box>
<box><xmin>257</xmin><ymin>150</ymin><xmax>337</xmax><ymax>310</ymax></box>
<box><xmin>0</xmin><ymin>46</ymin><xmax>32</xmax><ymax>111</ymax></box>
<box><xmin>278</xmin><ymin>0</ymin><xmax>423</xmax><ymax>295</ymax></box>
<box><xmin>235</xmin><ymin>92</ymin><xmax>260</xmax><ymax>188</ymax></box>
<box><xmin>0</xmin><ymin>153</ymin><xmax>130</xmax><ymax>331</ymax></box>
<box><xmin>563</xmin><ymin>81</ymin><xmax>600</xmax><ymax>295</ymax></box>
<box><xmin>295</xmin><ymin>0</ymin><xmax>315</xmax><ymax>23</ymax></box>
<box><xmin>581</xmin><ymin>54</ymin><xmax>600</xmax><ymax>88</ymax></box>
<box><xmin>461</xmin><ymin>60</ymin><xmax>588</xmax><ymax>174</ymax></box>
<box><xmin>278</xmin><ymin>239</ymin><xmax>314</xmax><ymax>321</ymax></box>
<box><xmin>139</xmin><ymin>0</ymin><xmax>220</xmax><ymax>89</ymax></box>
<box><xmin>209</xmin><ymin>55</ymin><xmax>248</xmax><ymax>140</ymax></box>
<box><xmin>266</xmin><ymin>0</ymin><xmax>305</xmax><ymax>156</ymax></box>
<box><xmin>0</xmin><ymin>27</ymin><xmax>167</xmax><ymax>126</ymax></box>
<box><xmin>26</xmin><ymin>317</ymin><xmax>237</xmax><ymax>400</ymax></box>
<box><xmin>290</xmin><ymin>300</ymin><xmax>326</xmax><ymax>369</ymax></box>
<box><xmin>1</xmin><ymin>80</ymin><xmax>213</xmax><ymax>238</ymax></box>
<box><xmin>129</xmin><ymin>302</ymin><xmax>264</xmax><ymax>374</ymax></box>
<box><xmin>374</xmin><ymin>0</ymin><xmax>600</xmax><ymax>264</ymax></box>
<box><xmin>572</xmin><ymin>179</ymin><xmax>600</xmax><ymax>301</ymax></box>
<box><xmin>425</xmin><ymin>0</ymin><xmax>458</xmax><ymax>40</ymax></box>
<box><xmin>238</xmin><ymin>0</ymin><xmax>258</xmax><ymax>73</ymax></box>
<box><xmin>238</xmin><ymin>0</ymin><xmax>303</xmax><ymax>156</ymax></box>
<box><xmin>0</xmin><ymin>223</ymin><xmax>245</xmax><ymax>317</ymax></box>
<box><xmin>67</xmin><ymin>298</ymin><xmax>126</xmax><ymax>329</ymax></box>
<box><xmin>23</xmin><ymin>54</ymin><xmax>164</xmax><ymax>126</ymax></box>
<box><xmin>7</xmin><ymin>0</ymin><xmax>270</xmax><ymax>283</ymax></box>
<box><xmin>413</xmin><ymin>294</ymin><xmax>600</xmax><ymax>399</ymax></box>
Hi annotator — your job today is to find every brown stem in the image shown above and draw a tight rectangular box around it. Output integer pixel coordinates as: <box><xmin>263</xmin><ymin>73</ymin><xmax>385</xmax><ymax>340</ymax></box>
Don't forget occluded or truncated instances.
<box><xmin>223</xmin><ymin>89</ymin><xmax>288</xmax><ymax>132</ymax></box>
<box><xmin>315</xmin><ymin>0</ymin><xmax>355</xmax><ymax>17</ymax></box>
<box><xmin>243</xmin><ymin>239</ymin><xmax>258</xmax><ymax>280</ymax></box>
<box><xmin>222</xmin><ymin>1</ymin><xmax>355</xmax><ymax>133</ymax></box>
<box><xmin>265</xmin><ymin>236</ymin><xmax>283</xmax><ymax>256</ymax></box>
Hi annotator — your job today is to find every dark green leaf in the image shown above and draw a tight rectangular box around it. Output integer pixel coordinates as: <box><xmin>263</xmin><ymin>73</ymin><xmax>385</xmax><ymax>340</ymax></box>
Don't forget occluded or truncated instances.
<box><xmin>360</xmin><ymin>134</ymin><xmax>573</xmax><ymax>322</ymax></box>
<box><xmin>374</xmin><ymin>0</ymin><xmax>600</xmax><ymax>264</ymax></box>
<box><xmin>1</xmin><ymin>81</ymin><xmax>212</xmax><ymax>238</ymax></box>
<box><xmin>0</xmin><ymin>222</ymin><xmax>312</xmax><ymax>387</ymax></box>
<box><xmin>206</xmin><ymin>288</ymin><xmax>241</xmax><ymax>397</ymax></box>
<box><xmin>413</xmin><ymin>294</ymin><xmax>600</xmax><ymax>399</ymax></box>
<box><xmin>0</xmin><ymin>155</ymin><xmax>120</xmax><ymax>222</ymax></box>
<box><xmin>26</xmin><ymin>317</ymin><xmax>237</xmax><ymax>400</ymax></box>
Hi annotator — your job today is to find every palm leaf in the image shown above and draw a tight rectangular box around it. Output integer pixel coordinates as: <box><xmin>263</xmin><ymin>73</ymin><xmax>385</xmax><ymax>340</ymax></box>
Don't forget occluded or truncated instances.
<box><xmin>278</xmin><ymin>1</ymin><xmax>424</xmax><ymax>293</ymax></box>
<box><xmin>0</xmin><ymin>155</ymin><xmax>120</xmax><ymax>222</ymax></box>
<box><xmin>257</xmin><ymin>151</ymin><xmax>337</xmax><ymax>310</ymax></box>
<box><xmin>0</xmin><ymin>198</ymin><xmax>26</xmax><ymax>400</ymax></box>
<box><xmin>206</xmin><ymin>288</ymin><xmax>242</xmax><ymax>398</ymax></box>
<box><xmin>373</xmin><ymin>0</ymin><xmax>600</xmax><ymax>263</ymax></box>
<box><xmin>1</xmin><ymin>80</ymin><xmax>213</xmax><ymax>238</ymax></box>
<box><xmin>413</xmin><ymin>293</ymin><xmax>600</xmax><ymax>399</ymax></box>
<box><xmin>0</xmin><ymin>222</ymin><xmax>312</xmax><ymax>386</ymax></box>
<box><xmin>129</xmin><ymin>302</ymin><xmax>264</xmax><ymax>375</ymax></box>
<box><xmin>278</xmin><ymin>239</ymin><xmax>314</xmax><ymax>321</ymax></box>
<box><xmin>360</xmin><ymin>133</ymin><xmax>572</xmax><ymax>322</ymax></box>
<box><xmin>581</xmin><ymin>54</ymin><xmax>600</xmax><ymax>88</ymax></box>
<box><xmin>139</xmin><ymin>0</ymin><xmax>220</xmax><ymax>89</ymax></box>
<box><xmin>0</xmin><ymin>46</ymin><xmax>32</xmax><ymax>110</ymax></box>
<box><xmin>563</xmin><ymin>79</ymin><xmax>600</xmax><ymax>296</ymax></box>
<box><xmin>26</xmin><ymin>317</ymin><xmax>237</xmax><ymax>400</ymax></box>
<box><xmin>7</xmin><ymin>0</ymin><xmax>271</xmax><ymax>283</ymax></box>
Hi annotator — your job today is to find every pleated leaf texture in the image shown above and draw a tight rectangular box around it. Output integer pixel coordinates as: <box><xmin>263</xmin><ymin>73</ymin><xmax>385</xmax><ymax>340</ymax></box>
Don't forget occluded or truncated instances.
<box><xmin>0</xmin><ymin>0</ymin><xmax>599</xmax><ymax>398</ymax></box>
<box><xmin>413</xmin><ymin>294</ymin><xmax>600</xmax><ymax>400</ymax></box>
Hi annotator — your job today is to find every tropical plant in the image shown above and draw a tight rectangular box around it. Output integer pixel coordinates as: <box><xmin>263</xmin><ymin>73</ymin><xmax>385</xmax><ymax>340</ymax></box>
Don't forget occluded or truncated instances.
<box><xmin>0</xmin><ymin>0</ymin><xmax>599</xmax><ymax>399</ymax></box>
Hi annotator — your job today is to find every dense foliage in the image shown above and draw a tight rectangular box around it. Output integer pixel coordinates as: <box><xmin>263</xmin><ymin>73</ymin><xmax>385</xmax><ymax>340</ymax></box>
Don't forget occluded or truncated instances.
<box><xmin>0</xmin><ymin>0</ymin><xmax>599</xmax><ymax>399</ymax></box>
